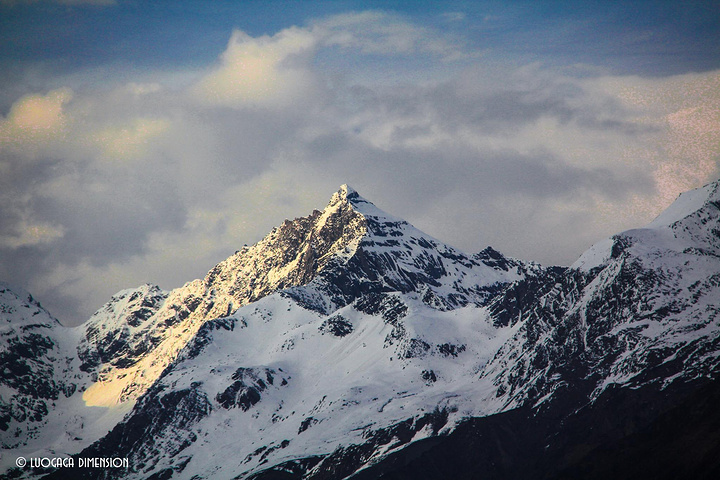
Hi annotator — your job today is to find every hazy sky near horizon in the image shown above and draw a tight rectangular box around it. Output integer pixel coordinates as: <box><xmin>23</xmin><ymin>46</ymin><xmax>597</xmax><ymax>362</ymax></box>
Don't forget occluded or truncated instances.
<box><xmin>1</xmin><ymin>0</ymin><xmax>719</xmax><ymax>325</ymax></box>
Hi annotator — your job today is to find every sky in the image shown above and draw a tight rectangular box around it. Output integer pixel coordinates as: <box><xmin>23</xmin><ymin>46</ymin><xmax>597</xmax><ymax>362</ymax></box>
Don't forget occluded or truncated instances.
<box><xmin>1</xmin><ymin>0</ymin><xmax>719</xmax><ymax>326</ymax></box>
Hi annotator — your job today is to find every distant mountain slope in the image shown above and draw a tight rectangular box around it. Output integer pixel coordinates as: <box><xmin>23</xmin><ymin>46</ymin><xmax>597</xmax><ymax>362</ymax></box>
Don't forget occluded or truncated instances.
<box><xmin>483</xmin><ymin>179</ymin><xmax>720</xmax><ymax>411</ymax></box>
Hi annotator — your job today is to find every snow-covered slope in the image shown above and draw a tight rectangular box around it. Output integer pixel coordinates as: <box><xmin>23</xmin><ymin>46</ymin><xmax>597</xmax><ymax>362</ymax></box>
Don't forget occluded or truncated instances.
<box><xmin>0</xmin><ymin>285</ymin><xmax>121</xmax><ymax>476</ymax></box>
<box><xmin>0</xmin><ymin>284</ymin><xmax>80</xmax><ymax>449</ymax></box>
<box><xmin>483</xmin><ymin>180</ymin><xmax>720</xmax><ymax>412</ymax></box>
<box><xmin>3</xmin><ymin>181</ymin><xmax>720</xmax><ymax>480</ymax></box>
<box><xmin>74</xmin><ymin>291</ymin><xmax>514</xmax><ymax>479</ymax></box>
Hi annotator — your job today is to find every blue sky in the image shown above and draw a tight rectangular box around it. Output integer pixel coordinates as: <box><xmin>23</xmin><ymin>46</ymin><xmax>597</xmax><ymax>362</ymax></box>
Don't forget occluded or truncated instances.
<box><xmin>1</xmin><ymin>0</ymin><xmax>719</xmax><ymax>324</ymax></box>
<box><xmin>2</xmin><ymin>1</ymin><xmax>718</xmax><ymax>76</ymax></box>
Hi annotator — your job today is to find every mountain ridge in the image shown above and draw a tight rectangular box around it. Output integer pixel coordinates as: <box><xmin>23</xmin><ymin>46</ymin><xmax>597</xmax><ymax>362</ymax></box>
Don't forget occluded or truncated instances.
<box><xmin>79</xmin><ymin>184</ymin><xmax>528</xmax><ymax>408</ymax></box>
<box><xmin>1</xmin><ymin>180</ymin><xmax>719</xmax><ymax>479</ymax></box>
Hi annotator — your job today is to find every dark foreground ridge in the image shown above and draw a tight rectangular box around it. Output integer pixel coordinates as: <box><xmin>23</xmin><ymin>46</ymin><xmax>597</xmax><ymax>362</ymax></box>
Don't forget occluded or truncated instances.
<box><xmin>343</xmin><ymin>377</ymin><xmax>720</xmax><ymax>480</ymax></box>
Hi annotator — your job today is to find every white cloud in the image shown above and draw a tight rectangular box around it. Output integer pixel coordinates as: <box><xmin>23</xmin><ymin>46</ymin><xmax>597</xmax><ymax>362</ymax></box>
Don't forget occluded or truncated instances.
<box><xmin>588</xmin><ymin>71</ymin><xmax>720</xmax><ymax>208</ymax></box>
<box><xmin>314</xmin><ymin>11</ymin><xmax>465</xmax><ymax>60</ymax></box>
<box><xmin>442</xmin><ymin>12</ymin><xmax>466</xmax><ymax>22</ymax></box>
<box><xmin>193</xmin><ymin>27</ymin><xmax>318</xmax><ymax>108</ymax></box>
<box><xmin>90</xmin><ymin>117</ymin><xmax>170</xmax><ymax>161</ymax></box>
<box><xmin>0</xmin><ymin>218</ymin><xmax>65</xmax><ymax>248</ymax></box>
<box><xmin>192</xmin><ymin>11</ymin><xmax>468</xmax><ymax>109</ymax></box>
<box><xmin>0</xmin><ymin>88</ymin><xmax>73</xmax><ymax>157</ymax></box>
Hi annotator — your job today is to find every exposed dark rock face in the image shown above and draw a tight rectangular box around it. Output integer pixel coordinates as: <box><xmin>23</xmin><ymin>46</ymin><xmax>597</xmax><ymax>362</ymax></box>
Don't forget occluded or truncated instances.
<box><xmin>216</xmin><ymin>367</ymin><xmax>288</xmax><ymax>410</ymax></box>
<box><xmin>77</xmin><ymin>284</ymin><xmax>168</xmax><ymax>375</ymax></box>
<box><xmin>318</xmin><ymin>315</ymin><xmax>354</xmax><ymax>337</ymax></box>
<box><xmin>43</xmin><ymin>381</ymin><xmax>212</xmax><ymax>480</ymax></box>
<box><xmin>302</xmin><ymin>408</ymin><xmax>450</xmax><ymax>480</ymax></box>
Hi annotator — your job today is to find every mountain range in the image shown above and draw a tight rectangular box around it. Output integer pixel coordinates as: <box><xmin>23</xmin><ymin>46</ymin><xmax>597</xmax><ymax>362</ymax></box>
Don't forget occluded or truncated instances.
<box><xmin>1</xmin><ymin>182</ymin><xmax>720</xmax><ymax>479</ymax></box>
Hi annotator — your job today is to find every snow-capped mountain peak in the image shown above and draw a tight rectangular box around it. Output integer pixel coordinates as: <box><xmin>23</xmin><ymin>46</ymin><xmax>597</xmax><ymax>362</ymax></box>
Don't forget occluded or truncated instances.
<box><xmin>573</xmin><ymin>179</ymin><xmax>720</xmax><ymax>272</ymax></box>
<box><xmin>332</xmin><ymin>183</ymin><xmax>396</xmax><ymax>220</ymax></box>
<box><xmin>493</xmin><ymin>179</ymin><xmax>720</xmax><ymax>415</ymax></box>
<box><xmin>0</xmin><ymin>284</ymin><xmax>87</xmax><ymax>452</ymax></box>
<box><xmin>78</xmin><ymin>185</ymin><xmax>524</xmax><ymax>409</ymax></box>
